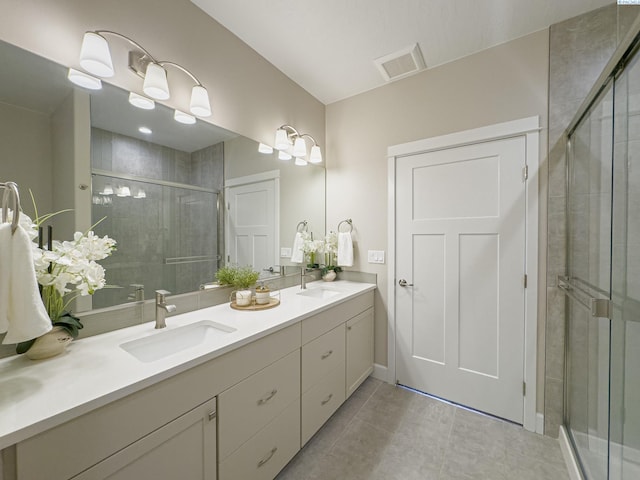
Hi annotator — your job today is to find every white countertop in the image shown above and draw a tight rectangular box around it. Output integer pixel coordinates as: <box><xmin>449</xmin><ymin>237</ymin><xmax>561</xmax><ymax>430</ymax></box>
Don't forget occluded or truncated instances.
<box><xmin>0</xmin><ymin>280</ymin><xmax>375</xmax><ymax>450</ymax></box>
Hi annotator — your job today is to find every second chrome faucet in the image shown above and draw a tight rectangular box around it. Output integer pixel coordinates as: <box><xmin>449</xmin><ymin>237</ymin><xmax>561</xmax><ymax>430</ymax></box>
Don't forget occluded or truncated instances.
<box><xmin>155</xmin><ymin>290</ymin><xmax>176</xmax><ymax>329</ymax></box>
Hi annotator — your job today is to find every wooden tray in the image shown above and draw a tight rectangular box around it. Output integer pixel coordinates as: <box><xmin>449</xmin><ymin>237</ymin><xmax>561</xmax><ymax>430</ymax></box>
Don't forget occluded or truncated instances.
<box><xmin>230</xmin><ymin>297</ymin><xmax>280</xmax><ymax>311</ymax></box>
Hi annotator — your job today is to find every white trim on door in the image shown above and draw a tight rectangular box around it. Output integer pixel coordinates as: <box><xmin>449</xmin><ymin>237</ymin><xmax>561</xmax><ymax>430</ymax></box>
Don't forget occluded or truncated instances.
<box><xmin>387</xmin><ymin>116</ymin><xmax>540</xmax><ymax>432</ymax></box>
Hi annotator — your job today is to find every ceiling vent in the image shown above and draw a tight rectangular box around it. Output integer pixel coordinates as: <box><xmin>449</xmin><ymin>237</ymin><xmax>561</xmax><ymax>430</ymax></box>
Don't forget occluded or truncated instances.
<box><xmin>374</xmin><ymin>43</ymin><xmax>426</xmax><ymax>82</ymax></box>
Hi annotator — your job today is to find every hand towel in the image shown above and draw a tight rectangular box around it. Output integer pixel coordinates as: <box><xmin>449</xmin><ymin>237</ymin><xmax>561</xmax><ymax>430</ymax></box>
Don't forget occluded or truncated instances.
<box><xmin>0</xmin><ymin>223</ymin><xmax>10</xmax><ymax>335</ymax></box>
<box><xmin>290</xmin><ymin>232</ymin><xmax>305</xmax><ymax>263</ymax></box>
<box><xmin>337</xmin><ymin>231</ymin><xmax>353</xmax><ymax>267</ymax></box>
<box><xmin>2</xmin><ymin>224</ymin><xmax>52</xmax><ymax>344</ymax></box>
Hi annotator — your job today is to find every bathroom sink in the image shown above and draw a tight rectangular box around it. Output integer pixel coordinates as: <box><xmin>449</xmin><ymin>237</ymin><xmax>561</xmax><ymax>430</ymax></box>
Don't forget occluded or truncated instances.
<box><xmin>297</xmin><ymin>287</ymin><xmax>341</xmax><ymax>299</ymax></box>
<box><xmin>120</xmin><ymin>320</ymin><xmax>236</xmax><ymax>363</ymax></box>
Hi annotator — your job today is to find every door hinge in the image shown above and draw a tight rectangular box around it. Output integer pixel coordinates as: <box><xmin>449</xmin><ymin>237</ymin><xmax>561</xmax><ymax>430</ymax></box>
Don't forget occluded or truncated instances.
<box><xmin>523</xmin><ymin>381</ymin><xmax>526</xmax><ymax>396</ymax></box>
<box><xmin>524</xmin><ymin>274</ymin><xmax>528</xmax><ymax>288</ymax></box>
<box><xmin>523</xmin><ymin>165</ymin><xmax>529</xmax><ymax>181</ymax></box>
<box><xmin>226</xmin><ymin>202</ymin><xmax>230</xmax><ymax>210</ymax></box>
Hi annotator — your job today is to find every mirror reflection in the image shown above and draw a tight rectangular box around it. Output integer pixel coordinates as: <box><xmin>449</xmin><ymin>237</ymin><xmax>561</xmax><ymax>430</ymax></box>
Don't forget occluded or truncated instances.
<box><xmin>0</xmin><ymin>38</ymin><xmax>325</xmax><ymax>311</ymax></box>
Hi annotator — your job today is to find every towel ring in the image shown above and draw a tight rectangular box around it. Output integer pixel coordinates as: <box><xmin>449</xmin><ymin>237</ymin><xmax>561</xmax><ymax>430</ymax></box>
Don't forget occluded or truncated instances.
<box><xmin>338</xmin><ymin>219</ymin><xmax>353</xmax><ymax>233</ymax></box>
<box><xmin>296</xmin><ymin>220</ymin><xmax>308</xmax><ymax>233</ymax></box>
<box><xmin>1</xmin><ymin>181</ymin><xmax>20</xmax><ymax>234</ymax></box>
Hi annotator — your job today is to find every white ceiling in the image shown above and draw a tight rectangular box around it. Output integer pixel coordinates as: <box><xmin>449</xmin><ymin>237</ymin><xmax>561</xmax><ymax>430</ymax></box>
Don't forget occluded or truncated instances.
<box><xmin>192</xmin><ymin>0</ymin><xmax>613</xmax><ymax>105</ymax></box>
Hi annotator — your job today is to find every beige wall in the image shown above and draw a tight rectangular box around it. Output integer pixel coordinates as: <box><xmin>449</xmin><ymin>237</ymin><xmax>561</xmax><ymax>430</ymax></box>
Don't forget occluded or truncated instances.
<box><xmin>326</xmin><ymin>30</ymin><xmax>549</xmax><ymax>410</ymax></box>
<box><xmin>0</xmin><ymin>0</ymin><xmax>325</xmax><ymax>151</ymax></box>
<box><xmin>0</xmin><ymin>102</ymin><xmax>53</xmax><ymax>217</ymax></box>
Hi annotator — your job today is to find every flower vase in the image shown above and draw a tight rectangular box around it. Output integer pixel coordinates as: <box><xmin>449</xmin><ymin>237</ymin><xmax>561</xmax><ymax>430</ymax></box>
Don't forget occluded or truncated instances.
<box><xmin>25</xmin><ymin>326</ymin><xmax>73</xmax><ymax>360</ymax></box>
<box><xmin>323</xmin><ymin>270</ymin><xmax>337</xmax><ymax>282</ymax></box>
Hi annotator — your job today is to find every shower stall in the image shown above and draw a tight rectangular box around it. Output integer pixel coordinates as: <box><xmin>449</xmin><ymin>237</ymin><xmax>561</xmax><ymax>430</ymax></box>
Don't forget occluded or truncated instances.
<box><xmin>563</xmin><ymin>33</ymin><xmax>640</xmax><ymax>480</ymax></box>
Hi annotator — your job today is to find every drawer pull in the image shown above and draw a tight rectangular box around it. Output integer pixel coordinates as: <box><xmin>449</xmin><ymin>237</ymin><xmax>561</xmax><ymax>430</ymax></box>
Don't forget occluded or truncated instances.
<box><xmin>321</xmin><ymin>393</ymin><xmax>334</xmax><ymax>406</ymax></box>
<box><xmin>257</xmin><ymin>446</ymin><xmax>278</xmax><ymax>468</ymax></box>
<box><xmin>257</xmin><ymin>389</ymin><xmax>278</xmax><ymax>405</ymax></box>
<box><xmin>208</xmin><ymin>411</ymin><xmax>216</xmax><ymax>421</ymax></box>
<box><xmin>321</xmin><ymin>350</ymin><xmax>333</xmax><ymax>360</ymax></box>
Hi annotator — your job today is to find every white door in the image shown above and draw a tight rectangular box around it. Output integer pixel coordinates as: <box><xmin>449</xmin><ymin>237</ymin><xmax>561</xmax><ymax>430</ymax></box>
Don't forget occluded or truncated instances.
<box><xmin>225</xmin><ymin>178</ymin><xmax>277</xmax><ymax>272</ymax></box>
<box><xmin>395</xmin><ymin>136</ymin><xmax>527</xmax><ymax>423</ymax></box>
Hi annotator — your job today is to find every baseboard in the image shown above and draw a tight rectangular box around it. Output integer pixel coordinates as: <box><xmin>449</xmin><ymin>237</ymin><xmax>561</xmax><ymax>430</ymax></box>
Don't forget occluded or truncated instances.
<box><xmin>536</xmin><ymin>413</ymin><xmax>544</xmax><ymax>435</ymax></box>
<box><xmin>372</xmin><ymin>363</ymin><xmax>388</xmax><ymax>382</ymax></box>
<box><xmin>559</xmin><ymin>426</ymin><xmax>584</xmax><ymax>480</ymax></box>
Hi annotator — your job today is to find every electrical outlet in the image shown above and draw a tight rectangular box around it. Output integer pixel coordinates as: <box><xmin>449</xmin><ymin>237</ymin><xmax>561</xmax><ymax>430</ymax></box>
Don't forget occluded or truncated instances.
<box><xmin>280</xmin><ymin>247</ymin><xmax>292</xmax><ymax>258</ymax></box>
<box><xmin>367</xmin><ymin>250</ymin><xmax>385</xmax><ymax>264</ymax></box>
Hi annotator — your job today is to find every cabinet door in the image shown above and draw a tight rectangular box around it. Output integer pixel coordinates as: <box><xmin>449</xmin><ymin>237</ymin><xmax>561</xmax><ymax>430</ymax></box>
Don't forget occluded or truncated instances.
<box><xmin>346</xmin><ymin>307</ymin><xmax>374</xmax><ymax>398</ymax></box>
<box><xmin>73</xmin><ymin>398</ymin><xmax>217</xmax><ymax>480</ymax></box>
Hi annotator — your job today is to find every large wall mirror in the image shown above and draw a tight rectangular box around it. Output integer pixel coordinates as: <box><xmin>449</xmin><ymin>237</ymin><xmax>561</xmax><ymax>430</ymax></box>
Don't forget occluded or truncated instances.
<box><xmin>0</xmin><ymin>38</ymin><xmax>325</xmax><ymax>311</ymax></box>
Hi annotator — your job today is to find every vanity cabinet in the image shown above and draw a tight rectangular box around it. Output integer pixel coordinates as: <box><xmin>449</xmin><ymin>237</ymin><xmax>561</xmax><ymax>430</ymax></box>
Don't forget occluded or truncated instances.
<box><xmin>346</xmin><ymin>307</ymin><xmax>375</xmax><ymax>397</ymax></box>
<box><xmin>73</xmin><ymin>398</ymin><xmax>217</xmax><ymax>480</ymax></box>
<box><xmin>300</xmin><ymin>290</ymin><xmax>374</xmax><ymax>446</ymax></box>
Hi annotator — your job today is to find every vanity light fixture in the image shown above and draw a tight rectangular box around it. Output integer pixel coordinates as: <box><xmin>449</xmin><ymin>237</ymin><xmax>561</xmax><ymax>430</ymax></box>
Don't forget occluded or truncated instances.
<box><xmin>174</xmin><ymin>110</ymin><xmax>196</xmax><ymax>124</ymax></box>
<box><xmin>116</xmin><ymin>185</ymin><xmax>131</xmax><ymax>197</ymax></box>
<box><xmin>67</xmin><ymin>68</ymin><xmax>102</xmax><ymax>90</ymax></box>
<box><xmin>272</xmin><ymin>125</ymin><xmax>322</xmax><ymax>165</ymax></box>
<box><xmin>100</xmin><ymin>184</ymin><xmax>114</xmax><ymax>195</ymax></box>
<box><xmin>72</xmin><ymin>30</ymin><xmax>212</xmax><ymax>121</ymax></box>
<box><xmin>258</xmin><ymin>143</ymin><xmax>274</xmax><ymax>154</ymax></box>
<box><xmin>294</xmin><ymin>157</ymin><xmax>308</xmax><ymax>166</ymax></box>
<box><xmin>138</xmin><ymin>126</ymin><xmax>152</xmax><ymax>134</ymax></box>
<box><xmin>128</xmin><ymin>92</ymin><xmax>155</xmax><ymax>110</ymax></box>
<box><xmin>134</xmin><ymin>189</ymin><xmax>146</xmax><ymax>199</ymax></box>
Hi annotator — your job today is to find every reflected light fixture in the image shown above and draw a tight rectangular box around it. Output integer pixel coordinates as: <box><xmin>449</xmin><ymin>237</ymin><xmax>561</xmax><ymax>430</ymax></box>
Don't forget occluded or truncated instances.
<box><xmin>67</xmin><ymin>68</ymin><xmax>102</xmax><ymax>90</ymax></box>
<box><xmin>101</xmin><ymin>184</ymin><xmax>114</xmax><ymax>195</ymax></box>
<box><xmin>271</xmin><ymin>125</ymin><xmax>322</xmax><ymax>166</ymax></box>
<box><xmin>128</xmin><ymin>92</ymin><xmax>155</xmax><ymax>110</ymax></box>
<box><xmin>134</xmin><ymin>189</ymin><xmax>147</xmax><ymax>199</ymax></box>
<box><xmin>71</xmin><ymin>30</ymin><xmax>212</xmax><ymax>122</ymax></box>
<box><xmin>116</xmin><ymin>185</ymin><xmax>131</xmax><ymax>197</ymax></box>
<box><xmin>138</xmin><ymin>126</ymin><xmax>152</xmax><ymax>134</ymax></box>
<box><xmin>258</xmin><ymin>143</ymin><xmax>273</xmax><ymax>154</ymax></box>
<box><xmin>174</xmin><ymin>110</ymin><xmax>196</xmax><ymax>124</ymax></box>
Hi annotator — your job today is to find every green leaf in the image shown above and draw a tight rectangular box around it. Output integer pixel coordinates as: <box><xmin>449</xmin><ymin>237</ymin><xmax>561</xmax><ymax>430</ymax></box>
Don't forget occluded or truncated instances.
<box><xmin>53</xmin><ymin>312</ymin><xmax>84</xmax><ymax>339</ymax></box>
<box><xmin>16</xmin><ymin>339</ymin><xmax>36</xmax><ymax>354</ymax></box>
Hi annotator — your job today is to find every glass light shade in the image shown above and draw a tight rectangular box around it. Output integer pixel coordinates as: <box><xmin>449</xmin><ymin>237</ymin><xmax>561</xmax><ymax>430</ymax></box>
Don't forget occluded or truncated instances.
<box><xmin>67</xmin><ymin>68</ymin><xmax>102</xmax><ymax>90</ymax></box>
<box><xmin>293</xmin><ymin>137</ymin><xmax>307</xmax><ymax>157</ymax></box>
<box><xmin>190</xmin><ymin>85</ymin><xmax>211</xmax><ymax>117</ymax></box>
<box><xmin>101</xmin><ymin>184</ymin><xmax>114</xmax><ymax>195</ymax></box>
<box><xmin>174</xmin><ymin>110</ymin><xmax>196</xmax><ymax>124</ymax></box>
<box><xmin>143</xmin><ymin>63</ymin><xmax>170</xmax><ymax>100</ymax></box>
<box><xmin>275</xmin><ymin>128</ymin><xmax>290</xmax><ymax>150</ymax></box>
<box><xmin>134</xmin><ymin>189</ymin><xmax>146</xmax><ymax>199</ymax></box>
<box><xmin>258</xmin><ymin>143</ymin><xmax>273</xmax><ymax>154</ymax></box>
<box><xmin>294</xmin><ymin>157</ymin><xmax>308</xmax><ymax>166</ymax></box>
<box><xmin>278</xmin><ymin>150</ymin><xmax>292</xmax><ymax>160</ymax></box>
<box><xmin>116</xmin><ymin>186</ymin><xmax>131</xmax><ymax>197</ymax></box>
<box><xmin>79</xmin><ymin>32</ymin><xmax>114</xmax><ymax>77</ymax></box>
<box><xmin>129</xmin><ymin>92</ymin><xmax>155</xmax><ymax>110</ymax></box>
<box><xmin>309</xmin><ymin>145</ymin><xmax>323</xmax><ymax>163</ymax></box>
<box><xmin>138</xmin><ymin>126</ymin><xmax>152</xmax><ymax>134</ymax></box>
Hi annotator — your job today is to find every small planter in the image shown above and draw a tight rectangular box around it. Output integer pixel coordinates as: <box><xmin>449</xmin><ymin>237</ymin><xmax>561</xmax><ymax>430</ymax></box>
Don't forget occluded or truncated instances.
<box><xmin>235</xmin><ymin>289</ymin><xmax>253</xmax><ymax>307</ymax></box>
<box><xmin>25</xmin><ymin>326</ymin><xmax>73</xmax><ymax>360</ymax></box>
<box><xmin>322</xmin><ymin>270</ymin><xmax>337</xmax><ymax>282</ymax></box>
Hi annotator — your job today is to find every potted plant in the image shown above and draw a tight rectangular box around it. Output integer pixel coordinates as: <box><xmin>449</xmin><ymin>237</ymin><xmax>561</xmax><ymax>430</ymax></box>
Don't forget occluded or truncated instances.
<box><xmin>14</xmin><ymin>202</ymin><xmax>117</xmax><ymax>358</ymax></box>
<box><xmin>321</xmin><ymin>231</ymin><xmax>341</xmax><ymax>281</ymax></box>
<box><xmin>216</xmin><ymin>265</ymin><xmax>260</xmax><ymax>306</ymax></box>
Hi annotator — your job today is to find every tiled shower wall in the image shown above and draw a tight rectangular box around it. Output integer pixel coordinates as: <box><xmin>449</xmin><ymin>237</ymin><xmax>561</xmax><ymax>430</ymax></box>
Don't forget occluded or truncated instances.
<box><xmin>545</xmin><ymin>4</ymin><xmax>640</xmax><ymax>438</ymax></box>
<box><xmin>90</xmin><ymin>128</ymin><xmax>224</xmax><ymax>308</ymax></box>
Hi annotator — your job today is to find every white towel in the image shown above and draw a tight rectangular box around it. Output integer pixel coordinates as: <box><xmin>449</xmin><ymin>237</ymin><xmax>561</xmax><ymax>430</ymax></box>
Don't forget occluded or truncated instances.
<box><xmin>290</xmin><ymin>232</ymin><xmax>305</xmax><ymax>263</ymax></box>
<box><xmin>0</xmin><ymin>224</ymin><xmax>10</xmax><ymax>335</ymax></box>
<box><xmin>337</xmin><ymin>231</ymin><xmax>353</xmax><ymax>267</ymax></box>
<box><xmin>1</xmin><ymin>224</ymin><xmax>52</xmax><ymax>344</ymax></box>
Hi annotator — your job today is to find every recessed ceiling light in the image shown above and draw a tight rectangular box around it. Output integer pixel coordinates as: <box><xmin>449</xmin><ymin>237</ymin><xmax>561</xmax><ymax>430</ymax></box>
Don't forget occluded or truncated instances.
<box><xmin>138</xmin><ymin>126</ymin><xmax>152</xmax><ymax>134</ymax></box>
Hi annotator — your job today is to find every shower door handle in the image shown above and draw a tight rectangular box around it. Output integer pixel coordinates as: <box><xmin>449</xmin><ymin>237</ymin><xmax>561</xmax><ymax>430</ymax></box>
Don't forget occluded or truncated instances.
<box><xmin>557</xmin><ymin>276</ymin><xmax>612</xmax><ymax>319</ymax></box>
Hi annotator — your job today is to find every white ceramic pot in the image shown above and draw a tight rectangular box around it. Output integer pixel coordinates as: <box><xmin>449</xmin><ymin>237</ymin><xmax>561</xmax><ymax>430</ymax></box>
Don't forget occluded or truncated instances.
<box><xmin>255</xmin><ymin>290</ymin><xmax>271</xmax><ymax>305</ymax></box>
<box><xmin>25</xmin><ymin>326</ymin><xmax>73</xmax><ymax>360</ymax></box>
<box><xmin>323</xmin><ymin>270</ymin><xmax>337</xmax><ymax>282</ymax></box>
<box><xmin>235</xmin><ymin>289</ymin><xmax>253</xmax><ymax>306</ymax></box>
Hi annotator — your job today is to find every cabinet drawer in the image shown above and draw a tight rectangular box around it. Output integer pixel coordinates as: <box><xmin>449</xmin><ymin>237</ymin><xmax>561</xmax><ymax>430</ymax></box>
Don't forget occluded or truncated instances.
<box><xmin>301</xmin><ymin>365</ymin><xmax>345</xmax><ymax>445</ymax></box>
<box><xmin>218</xmin><ymin>349</ymin><xmax>300</xmax><ymax>460</ymax></box>
<box><xmin>301</xmin><ymin>291</ymin><xmax>374</xmax><ymax>343</ymax></box>
<box><xmin>301</xmin><ymin>323</ymin><xmax>345</xmax><ymax>393</ymax></box>
<box><xmin>218</xmin><ymin>398</ymin><xmax>300</xmax><ymax>480</ymax></box>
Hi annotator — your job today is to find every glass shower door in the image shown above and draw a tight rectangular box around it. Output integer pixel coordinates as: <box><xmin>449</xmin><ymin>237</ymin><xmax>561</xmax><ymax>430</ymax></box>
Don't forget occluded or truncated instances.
<box><xmin>609</xmin><ymin>47</ymin><xmax>640</xmax><ymax>480</ymax></box>
<box><xmin>564</xmin><ymin>80</ymin><xmax>614</xmax><ymax>480</ymax></box>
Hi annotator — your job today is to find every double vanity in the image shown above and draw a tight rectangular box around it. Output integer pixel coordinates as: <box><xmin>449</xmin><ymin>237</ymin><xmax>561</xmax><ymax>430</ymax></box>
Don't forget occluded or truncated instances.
<box><xmin>0</xmin><ymin>280</ymin><xmax>375</xmax><ymax>480</ymax></box>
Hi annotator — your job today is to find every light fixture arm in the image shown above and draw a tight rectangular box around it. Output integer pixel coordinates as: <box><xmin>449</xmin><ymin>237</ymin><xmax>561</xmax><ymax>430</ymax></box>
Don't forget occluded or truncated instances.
<box><xmin>300</xmin><ymin>133</ymin><xmax>318</xmax><ymax>147</ymax></box>
<box><xmin>91</xmin><ymin>30</ymin><xmax>159</xmax><ymax>64</ymax></box>
<box><xmin>278</xmin><ymin>125</ymin><xmax>317</xmax><ymax>145</ymax></box>
<box><xmin>158</xmin><ymin>61</ymin><xmax>203</xmax><ymax>86</ymax></box>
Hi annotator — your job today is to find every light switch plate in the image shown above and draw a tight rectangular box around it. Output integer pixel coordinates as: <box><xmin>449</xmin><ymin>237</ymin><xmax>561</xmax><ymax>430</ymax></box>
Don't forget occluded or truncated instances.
<box><xmin>367</xmin><ymin>250</ymin><xmax>385</xmax><ymax>264</ymax></box>
<box><xmin>280</xmin><ymin>247</ymin><xmax>292</xmax><ymax>258</ymax></box>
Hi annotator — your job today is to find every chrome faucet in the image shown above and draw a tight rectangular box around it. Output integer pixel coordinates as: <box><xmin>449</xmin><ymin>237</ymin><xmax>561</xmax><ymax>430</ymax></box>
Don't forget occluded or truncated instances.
<box><xmin>300</xmin><ymin>267</ymin><xmax>314</xmax><ymax>290</ymax></box>
<box><xmin>155</xmin><ymin>290</ymin><xmax>176</xmax><ymax>329</ymax></box>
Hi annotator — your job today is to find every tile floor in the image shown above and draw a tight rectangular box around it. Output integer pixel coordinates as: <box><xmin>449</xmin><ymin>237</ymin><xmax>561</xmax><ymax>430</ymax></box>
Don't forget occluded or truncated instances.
<box><xmin>277</xmin><ymin>377</ymin><xmax>570</xmax><ymax>480</ymax></box>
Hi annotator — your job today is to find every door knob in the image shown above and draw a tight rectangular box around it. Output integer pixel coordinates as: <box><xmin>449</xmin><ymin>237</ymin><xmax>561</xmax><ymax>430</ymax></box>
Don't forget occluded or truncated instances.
<box><xmin>398</xmin><ymin>279</ymin><xmax>413</xmax><ymax>287</ymax></box>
